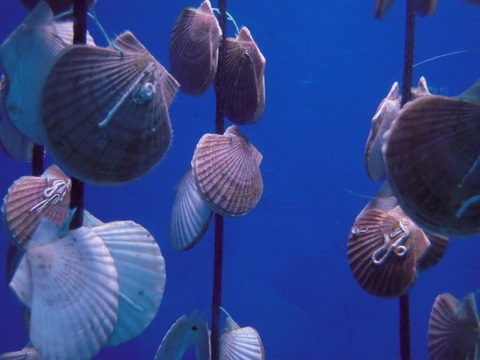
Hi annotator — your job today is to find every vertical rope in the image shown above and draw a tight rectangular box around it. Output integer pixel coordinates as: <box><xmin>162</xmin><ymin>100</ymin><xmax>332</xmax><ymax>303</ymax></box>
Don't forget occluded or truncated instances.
<box><xmin>31</xmin><ymin>144</ymin><xmax>44</xmax><ymax>176</ymax></box>
<box><xmin>211</xmin><ymin>1</ymin><xmax>227</xmax><ymax>359</ymax></box>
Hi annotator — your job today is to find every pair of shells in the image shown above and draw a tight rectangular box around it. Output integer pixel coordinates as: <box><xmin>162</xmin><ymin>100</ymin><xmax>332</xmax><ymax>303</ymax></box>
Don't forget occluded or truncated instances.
<box><xmin>374</xmin><ymin>0</ymin><xmax>436</xmax><ymax>19</ymax></box>
<box><xmin>9</xmin><ymin>214</ymin><xmax>166</xmax><ymax>360</ymax></box>
<box><xmin>347</xmin><ymin>182</ymin><xmax>448</xmax><ymax>298</ymax></box>
<box><xmin>170</xmin><ymin>125</ymin><xmax>263</xmax><ymax>251</ymax></box>
<box><xmin>384</xmin><ymin>79</ymin><xmax>480</xmax><ymax>236</ymax></box>
<box><xmin>170</xmin><ymin>1</ymin><xmax>266</xmax><ymax>125</ymax></box>
<box><xmin>428</xmin><ymin>291</ymin><xmax>480</xmax><ymax>359</ymax></box>
<box><xmin>155</xmin><ymin>311</ymin><xmax>265</xmax><ymax>360</ymax></box>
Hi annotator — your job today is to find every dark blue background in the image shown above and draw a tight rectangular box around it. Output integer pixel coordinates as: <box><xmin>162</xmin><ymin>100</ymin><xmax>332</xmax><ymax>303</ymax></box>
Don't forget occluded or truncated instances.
<box><xmin>1</xmin><ymin>1</ymin><xmax>480</xmax><ymax>359</ymax></box>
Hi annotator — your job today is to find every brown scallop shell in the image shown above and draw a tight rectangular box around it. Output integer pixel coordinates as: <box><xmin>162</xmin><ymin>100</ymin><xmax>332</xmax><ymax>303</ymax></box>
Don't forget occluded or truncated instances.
<box><xmin>384</xmin><ymin>95</ymin><xmax>480</xmax><ymax>236</ymax></box>
<box><xmin>2</xmin><ymin>164</ymin><xmax>71</xmax><ymax>248</ymax></box>
<box><xmin>192</xmin><ymin>125</ymin><xmax>263</xmax><ymax>217</ymax></box>
<box><xmin>169</xmin><ymin>0</ymin><xmax>222</xmax><ymax>96</ymax></box>
<box><xmin>41</xmin><ymin>31</ymin><xmax>178</xmax><ymax>185</ymax></box>
<box><xmin>223</xmin><ymin>27</ymin><xmax>266</xmax><ymax>125</ymax></box>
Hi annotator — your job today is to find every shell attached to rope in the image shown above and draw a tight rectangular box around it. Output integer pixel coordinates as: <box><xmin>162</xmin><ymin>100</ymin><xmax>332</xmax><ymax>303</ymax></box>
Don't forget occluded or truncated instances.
<box><xmin>169</xmin><ymin>0</ymin><xmax>222</xmax><ymax>96</ymax></box>
<box><xmin>220</xmin><ymin>317</ymin><xmax>265</xmax><ymax>360</ymax></box>
<box><xmin>2</xmin><ymin>164</ymin><xmax>71</xmax><ymax>248</ymax></box>
<box><xmin>223</xmin><ymin>26</ymin><xmax>266</xmax><ymax>125</ymax></box>
<box><xmin>192</xmin><ymin>125</ymin><xmax>263</xmax><ymax>217</ymax></box>
<box><xmin>41</xmin><ymin>31</ymin><xmax>179</xmax><ymax>185</ymax></box>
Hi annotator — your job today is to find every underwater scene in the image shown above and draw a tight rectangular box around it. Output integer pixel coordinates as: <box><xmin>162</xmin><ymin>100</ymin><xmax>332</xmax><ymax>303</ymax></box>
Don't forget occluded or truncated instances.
<box><xmin>1</xmin><ymin>0</ymin><xmax>480</xmax><ymax>359</ymax></box>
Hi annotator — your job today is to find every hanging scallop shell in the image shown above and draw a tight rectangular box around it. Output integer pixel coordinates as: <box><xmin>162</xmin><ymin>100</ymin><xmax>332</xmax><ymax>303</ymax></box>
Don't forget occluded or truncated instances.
<box><xmin>192</xmin><ymin>125</ymin><xmax>263</xmax><ymax>217</ymax></box>
<box><xmin>154</xmin><ymin>310</ymin><xmax>210</xmax><ymax>360</ymax></box>
<box><xmin>170</xmin><ymin>0</ymin><xmax>222</xmax><ymax>96</ymax></box>
<box><xmin>170</xmin><ymin>168</ymin><xmax>213</xmax><ymax>251</ymax></box>
<box><xmin>2</xmin><ymin>164</ymin><xmax>71</xmax><ymax>248</ymax></box>
<box><xmin>0</xmin><ymin>344</ymin><xmax>41</xmax><ymax>360</ymax></box>
<box><xmin>41</xmin><ymin>31</ymin><xmax>179</xmax><ymax>185</ymax></box>
<box><xmin>428</xmin><ymin>292</ymin><xmax>480</xmax><ymax>359</ymax></box>
<box><xmin>10</xmin><ymin>219</ymin><xmax>119</xmax><ymax>360</ymax></box>
<box><xmin>223</xmin><ymin>26</ymin><xmax>266</xmax><ymax>125</ymax></box>
<box><xmin>220</xmin><ymin>317</ymin><xmax>265</xmax><ymax>360</ymax></box>
<box><xmin>91</xmin><ymin>220</ymin><xmax>166</xmax><ymax>346</ymax></box>
<box><xmin>384</xmin><ymin>94</ymin><xmax>480</xmax><ymax>236</ymax></box>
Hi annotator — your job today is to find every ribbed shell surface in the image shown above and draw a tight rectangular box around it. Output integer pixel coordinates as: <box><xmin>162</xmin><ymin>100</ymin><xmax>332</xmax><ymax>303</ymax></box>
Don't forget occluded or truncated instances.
<box><xmin>384</xmin><ymin>95</ymin><xmax>480</xmax><ymax>236</ymax></box>
<box><xmin>41</xmin><ymin>32</ymin><xmax>177</xmax><ymax>185</ymax></box>
<box><xmin>223</xmin><ymin>27</ymin><xmax>266</xmax><ymax>125</ymax></box>
<box><xmin>220</xmin><ymin>326</ymin><xmax>265</xmax><ymax>360</ymax></box>
<box><xmin>170</xmin><ymin>169</ymin><xmax>213</xmax><ymax>251</ymax></box>
<box><xmin>192</xmin><ymin>125</ymin><xmax>263</xmax><ymax>217</ymax></box>
<box><xmin>169</xmin><ymin>0</ymin><xmax>222</xmax><ymax>96</ymax></box>
<box><xmin>2</xmin><ymin>164</ymin><xmax>71</xmax><ymax>248</ymax></box>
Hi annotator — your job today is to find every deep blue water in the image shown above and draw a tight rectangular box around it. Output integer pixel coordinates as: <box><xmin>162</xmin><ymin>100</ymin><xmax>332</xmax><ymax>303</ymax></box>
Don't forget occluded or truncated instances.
<box><xmin>1</xmin><ymin>1</ymin><xmax>480</xmax><ymax>359</ymax></box>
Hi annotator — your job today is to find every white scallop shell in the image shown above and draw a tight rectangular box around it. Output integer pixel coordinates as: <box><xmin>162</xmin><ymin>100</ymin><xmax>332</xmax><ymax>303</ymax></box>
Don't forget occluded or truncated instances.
<box><xmin>41</xmin><ymin>31</ymin><xmax>178</xmax><ymax>185</ymax></box>
<box><xmin>92</xmin><ymin>220</ymin><xmax>166</xmax><ymax>346</ymax></box>
<box><xmin>24</xmin><ymin>219</ymin><xmax>119</xmax><ymax>360</ymax></box>
<box><xmin>192</xmin><ymin>125</ymin><xmax>263</xmax><ymax>217</ymax></box>
<box><xmin>2</xmin><ymin>164</ymin><xmax>71</xmax><ymax>248</ymax></box>
<box><xmin>220</xmin><ymin>318</ymin><xmax>265</xmax><ymax>360</ymax></box>
<box><xmin>170</xmin><ymin>169</ymin><xmax>213</xmax><ymax>251</ymax></box>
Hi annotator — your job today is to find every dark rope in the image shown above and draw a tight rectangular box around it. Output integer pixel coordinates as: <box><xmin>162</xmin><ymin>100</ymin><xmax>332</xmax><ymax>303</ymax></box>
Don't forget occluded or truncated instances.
<box><xmin>211</xmin><ymin>1</ymin><xmax>227</xmax><ymax>359</ymax></box>
<box><xmin>31</xmin><ymin>144</ymin><xmax>44</xmax><ymax>176</ymax></box>
<box><xmin>399</xmin><ymin>294</ymin><xmax>411</xmax><ymax>360</ymax></box>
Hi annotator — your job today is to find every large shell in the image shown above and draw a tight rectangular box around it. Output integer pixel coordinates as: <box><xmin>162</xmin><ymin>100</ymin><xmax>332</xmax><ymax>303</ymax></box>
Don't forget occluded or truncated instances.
<box><xmin>92</xmin><ymin>220</ymin><xmax>166</xmax><ymax>346</ymax></box>
<box><xmin>170</xmin><ymin>169</ymin><xmax>213</xmax><ymax>251</ymax></box>
<box><xmin>223</xmin><ymin>27</ymin><xmax>266</xmax><ymax>125</ymax></box>
<box><xmin>16</xmin><ymin>219</ymin><xmax>119</xmax><ymax>360</ymax></box>
<box><xmin>428</xmin><ymin>293</ymin><xmax>479</xmax><ymax>359</ymax></box>
<box><xmin>384</xmin><ymin>95</ymin><xmax>480</xmax><ymax>236</ymax></box>
<box><xmin>192</xmin><ymin>125</ymin><xmax>263</xmax><ymax>217</ymax></box>
<box><xmin>220</xmin><ymin>318</ymin><xmax>265</xmax><ymax>360</ymax></box>
<box><xmin>170</xmin><ymin>0</ymin><xmax>222</xmax><ymax>96</ymax></box>
<box><xmin>0</xmin><ymin>345</ymin><xmax>41</xmax><ymax>360</ymax></box>
<box><xmin>2</xmin><ymin>164</ymin><xmax>71</xmax><ymax>248</ymax></box>
<box><xmin>41</xmin><ymin>31</ymin><xmax>179</xmax><ymax>185</ymax></box>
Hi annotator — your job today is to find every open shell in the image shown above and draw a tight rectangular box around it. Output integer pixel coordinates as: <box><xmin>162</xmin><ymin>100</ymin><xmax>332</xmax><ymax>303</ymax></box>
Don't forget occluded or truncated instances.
<box><xmin>41</xmin><ymin>31</ymin><xmax>178</xmax><ymax>185</ymax></box>
<box><xmin>384</xmin><ymin>95</ymin><xmax>480</xmax><ymax>236</ymax></box>
<box><xmin>2</xmin><ymin>164</ymin><xmax>71</xmax><ymax>248</ymax></box>
<box><xmin>220</xmin><ymin>318</ymin><xmax>265</xmax><ymax>360</ymax></box>
<box><xmin>192</xmin><ymin>125</ymin><xmax>263</xmax><ymax>217</ymax></box>
<box><xmin>223</xmin><ymin>27</ymin><xmax>266</xmax><ymax>125</ymax></box>
<box><xmin>169</xmin><ymin>0</ymin><xmax>222</xmax><ymax>96</ymax></box>
<box><xmin>170</xmin><ymin>169</ymin><xmax>213</xmax><ymax>251</ymax></box>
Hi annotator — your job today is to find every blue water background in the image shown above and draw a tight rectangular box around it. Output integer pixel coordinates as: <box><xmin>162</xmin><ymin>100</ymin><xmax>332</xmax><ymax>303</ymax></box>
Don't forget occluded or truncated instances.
<box><xmin>1</xmin><ymin>1</ymin><xmax>480</xmax><ymax>359</ymax></box>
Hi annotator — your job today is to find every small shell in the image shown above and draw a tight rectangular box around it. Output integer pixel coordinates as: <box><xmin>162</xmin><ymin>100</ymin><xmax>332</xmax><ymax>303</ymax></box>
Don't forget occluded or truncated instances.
<box><xmin>220</xmin><ymin>318</ymin><xmax>265</xmax><ymax>360</ymax></box>
<box><xmin>92</xmin><ymin>220</ymin><xmax>166</xmax><ymax>346</ymax></box>
<box><xmin>374</xmin><ymin>0</ymin><xmax>395</xmax><ymax>19</ymax></box>
<box><xmin>384</xmin><ymin>95</ymin><xmax>480</xmax><ymax>236</ymax></box>
<box><xmin>170</xmin><ymin>169</ymin><xmax>213</xmax><ymax>251</ymax></box>
<box><xmin>192</xmin><ymin>125</ymin><xmax>263</xmax><ymax>217</ymax></box>
<box><xmin>169</xmin><ymin>0</ymin><xmax>222</xmax><ymax>96</ymax></box>
<box><xmin>428</xmin><ymin>293</ymin><xmax>479</xmax><ymax>359</ymax></box>
<box><xmin>2</xmin><ymin>164</ymin><xmax>71</xmax><ymax>248</ymax></box>
<box><xmin>223</xmin><ymin>27</ymin><xmax>266</xmax><ymax>125</ymax></box>
<box><xmin>414</xmin><ymin>0</ymin><xmax>436</xmax><ymax>16</ymax></box>
<box><xmin>0</xmin><ymin>345</ymin><xmax>41</xmax><ymax>360</ymax></box>
<box><xmin>21</xmin><ymin>219</ymin><xmax>119</xmax><ymax>360</ymax></box>
<box><xmin>41</xmin><ymin>31</ymin><xmax>178</xmax><ymax>185</ymax></box>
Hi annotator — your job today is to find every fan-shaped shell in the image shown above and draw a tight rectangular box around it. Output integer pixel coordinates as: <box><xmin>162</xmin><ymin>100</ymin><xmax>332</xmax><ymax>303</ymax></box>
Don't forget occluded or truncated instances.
<box><xmin>220</xmin><ymin>318</ymin><xmax>265</xmax><ymax>360</ymax></box>
<box><xmin>41</xmin><ymin>31</ymin><xmax>179</xmax><ymax>185</ymax></box>
<box><xmin>0</xmin><ymin>345</ymin><xmax>41</xmax><ymax>360</ymax></box>
<box><xmin>2</xmin><ymin>164</ymin><xmax>71</xmax><ymax>248</ymax></box>
<box><xmin>384</xmin><ymin>95</ymin><xmax>480</xmax><ymax>236</ymax></box>
<box><xmin>428</xmin><ymin>293</ymin><xmax>479</xmax><ymax>359</ymax></box>
<box><xmin>92</xmin><ymin>220</ymin><xmax>166</xmax><ymax>346</ymax></box>
<box><xmin>170</xmin><ymin>0</ymin><xmax>222</xmax><ymax>96</ymax></box>
<box><xmin>170</xmin><ymin>169</ymin><xmax>213</xmax><ymax>251</ymax></box>
<box><xmin>21</xmin><ymin>219</ymin><xmax>119</xmax><ymax>360</ymax></box>
<box><xmin>223</xmin><ymin>27</ymin><xmax>266</xmax><ymax>125</ymax></box>
<box><xmin>192</xmin><ymin>125</ymin><xmax>263</xmax><ymax>217</ymax></box>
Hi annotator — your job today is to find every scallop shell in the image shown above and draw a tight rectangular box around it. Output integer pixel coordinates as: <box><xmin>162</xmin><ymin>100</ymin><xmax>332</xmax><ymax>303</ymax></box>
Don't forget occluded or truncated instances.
<box><xmin>220</xmin><ymin>318</ymin><xmax>265</xmax><ymax>360</ymax></box>
<box><xmin>414</xmin><ymin>0</ymin><xmax>436</xmax><ymax>16</ymax></box>
<box><xmin>223</xmin><ymin>27</ymin><xmax>266</xmax><ymax>125</ymax></box>
<box><xmin>41</xmin><ymin>31</ymin><xmax>179</xmax><ymax>185</ymax></box>
<box><xmin>2</xmin><ymin>164</ymin><xmax>71</xmax><ymax>248</ymax></box>
<box><xmin>170</xmin><ymin>0</ymin><xmax>222</xmax><ymax>96</ymax></box>
<box><xmin>428</xmin><ymin>293</ymin><xmax>479</xmax><ymax>359</ymax></box>
<box><xmin>154</xmin><ymin>310</ymin><xmax>210</xmax><ymax>360</ymax></box>
<box><xmin>22</xmin><ymin>219</ymin><xmax>119</xmax><ymax>360</ymax></box>
<box><xmin>192</xmin><ymin>125</ymin><xmax>263</xmax><ymax>217</ymax></box>
<box><xmin>0</xmin><ymin>345</ymin><xmax>41</xmax><ymax>360</ymax></box>
<box><xmin>170</xmin><ymin>169</ymin><xmax>213</xmax><ymax>251</ymax></box>
<box><xmin>92</xmin><ymin>220</ymin><xmax>166</xmax><ymax>346</ymax></box>
<box><xmin>384</xmin><ymin>95</ymin><xmax>480</xmax><ymax>236</ymax></box>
